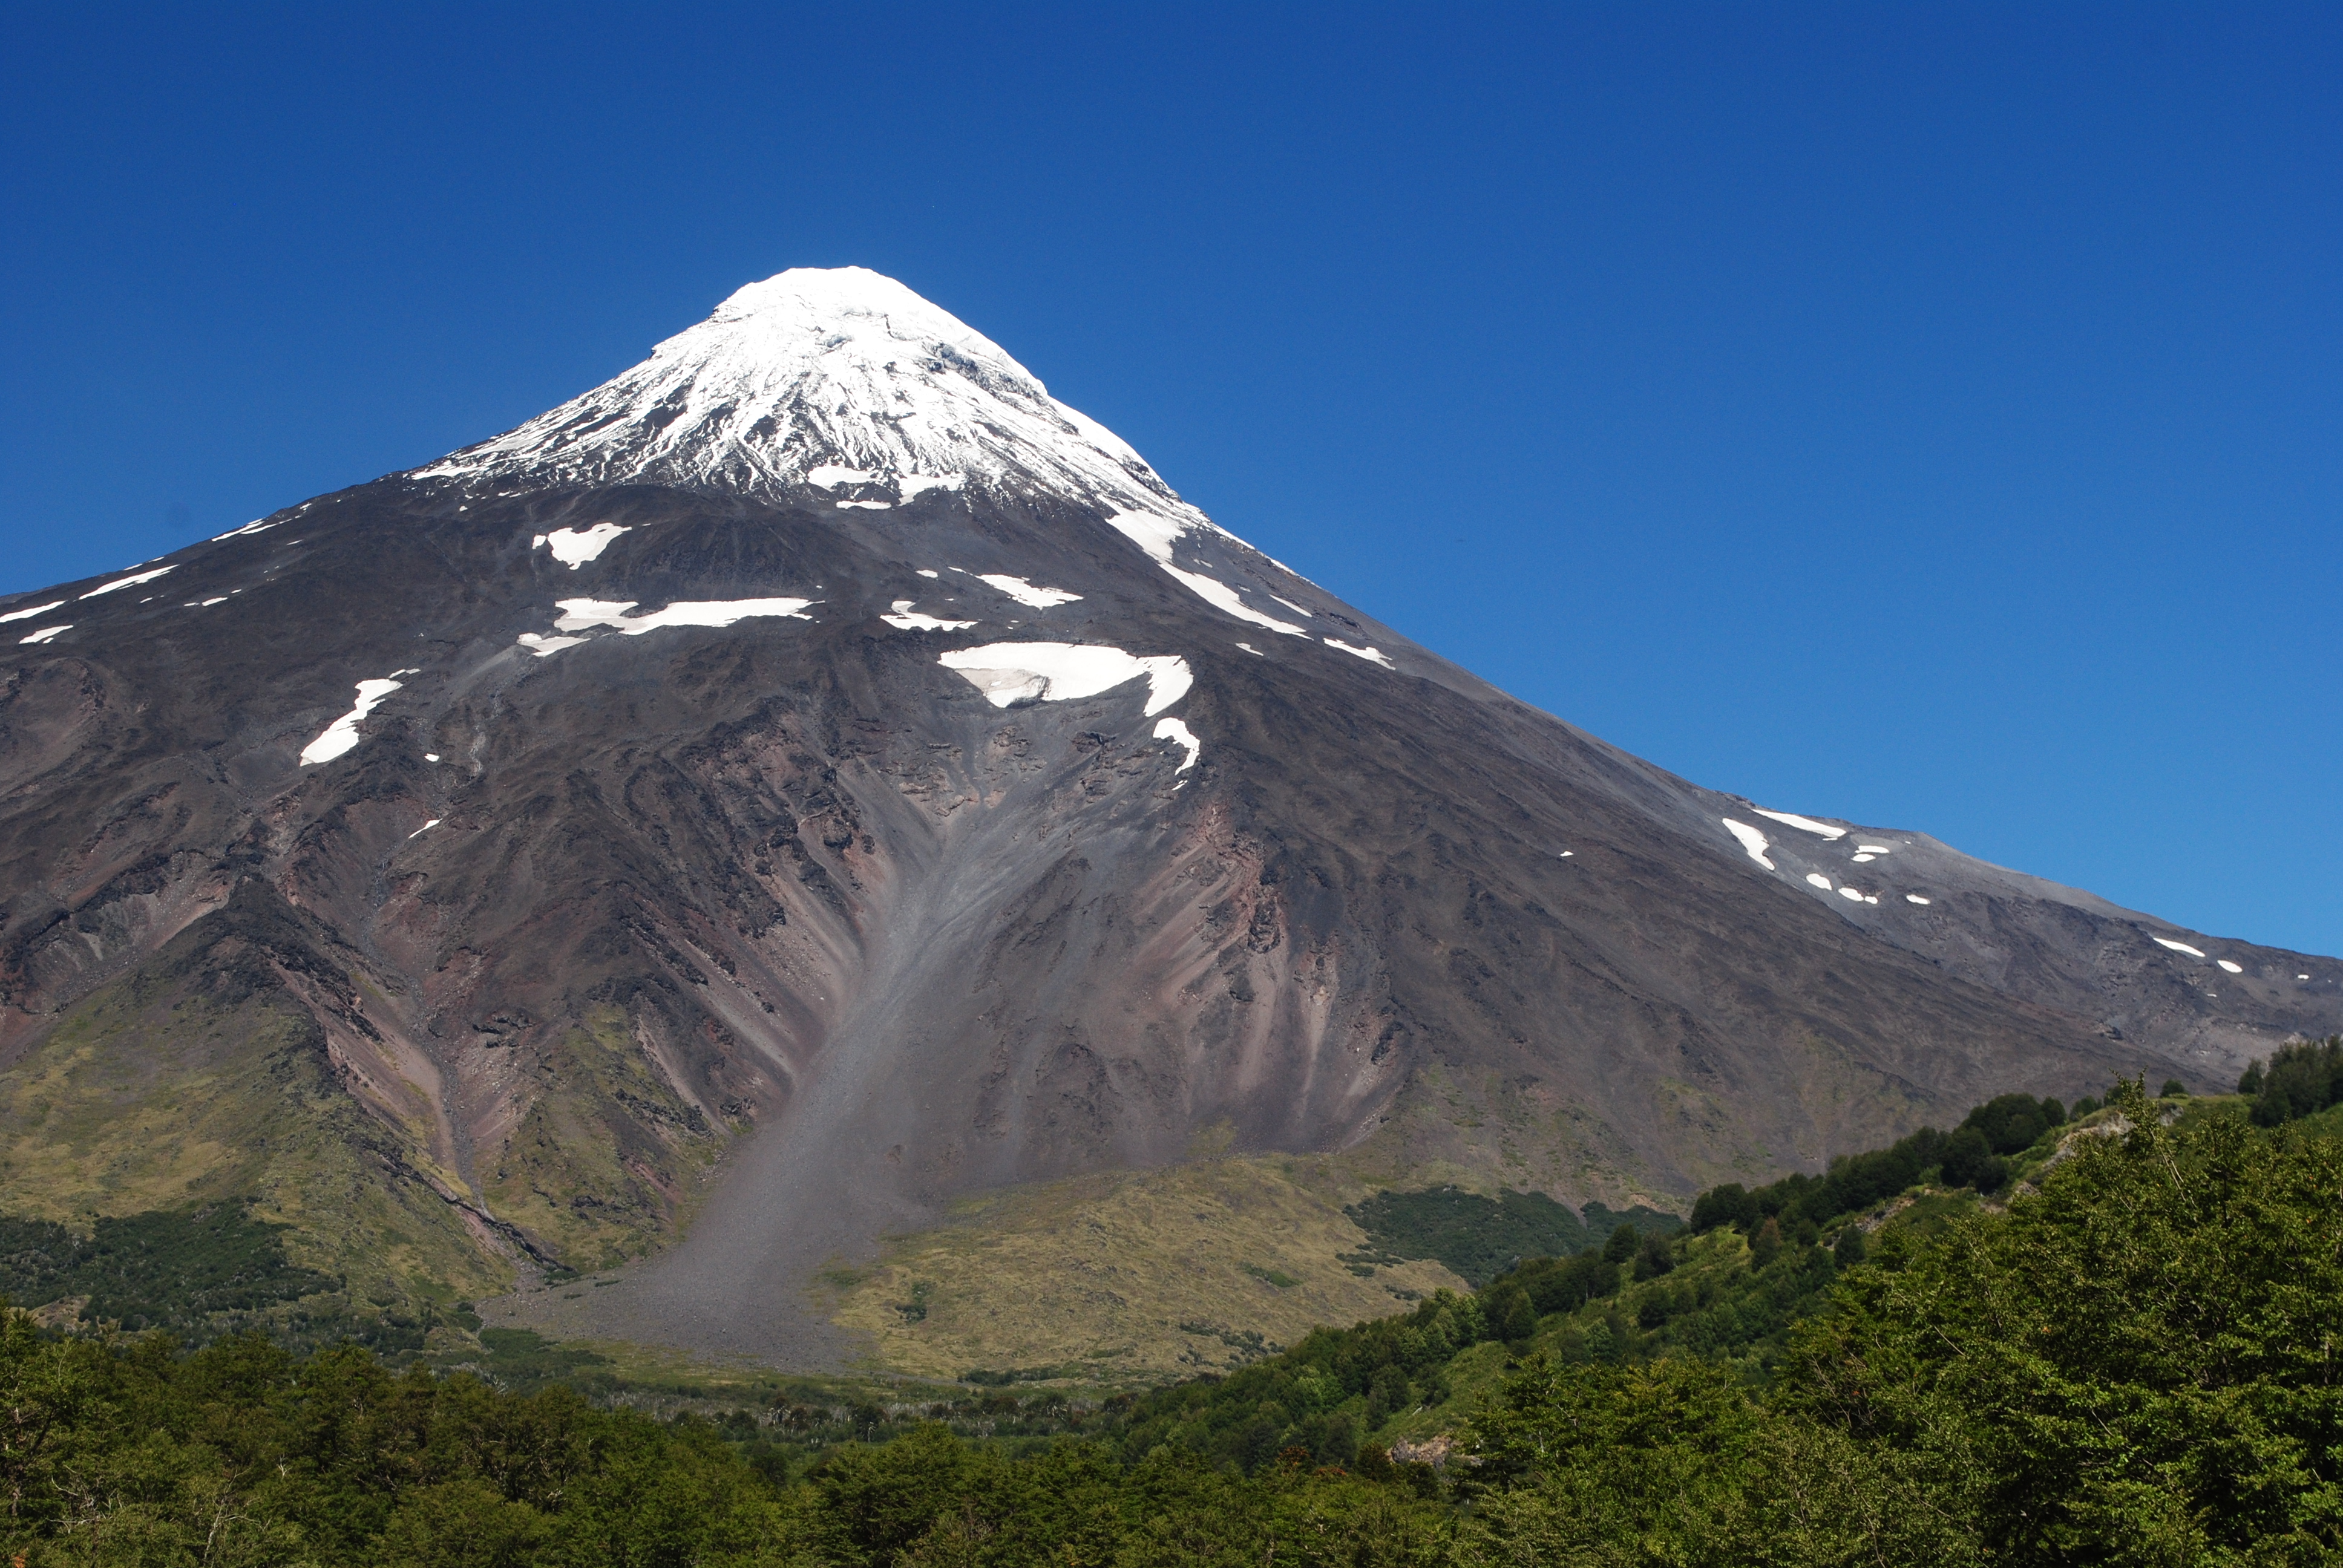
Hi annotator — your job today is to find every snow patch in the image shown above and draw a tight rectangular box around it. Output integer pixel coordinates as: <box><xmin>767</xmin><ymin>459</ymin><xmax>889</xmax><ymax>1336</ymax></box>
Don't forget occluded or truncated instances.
<box><xmin>836</xmin><ymin>499</ymin><xmax>891</xmax><ymax>510</ymax></box>
<box><xmin>917</xmin><ymin>569</ymin><xmax>940</xmax><ymax>578</ymax></box>
<box><xmin>210</xmin><ymin>518</ymin><xmax>278</xmax><ymax>541</ymax></box>
<box><xmin>1805</xmin><ymin>874</ymin><xmax>1832</xmax><ymax>889</ymax></box>
<box><xmin>1857</xmin><ymin>844</ymin><xmax>1892</xmax><ymax>854</ymax></box>
<box><xmin>18</xmin><ymin>625</ymin><xmax>69</xmax><ymax>645</ymax></box>
<box><xmin>425</xmin><ymin>753</ymin><xmax>441</xmax><ymax>762</ymax></box>
<box><xmin>81</xmin><ymin>566</ymin><xmax>175</xmax><ymax>599</ymax></box>
<box><xmin>1164</xmin><ymin>563</ymin><xmax>1308</xmax><ymax>635</ymax></box>
<box><xmin>539</xmin><ymin>522</ymin><xmax>632</xmax><ymax>567</ymax></box>
<box><xmin>1721</xmin><ymin>819</ymin><xmax>1774</xmax><ymax>869</ymax></box>
<box><xmin>1270</xmin><ymin>595</ymin><xmax>1311</xmax><ymax>618</ymax></box>
<box><xmin>897</xmin><ymin>473</ymin><xmax>963</xmax><ymax>501</ymax></box>
<box><xmin>1235</xmin><ymin>642</ymin><xmax>1262</xmax><ymax>656</ymax></box>
<box><xmin>939</xmin><ymin>642</ymin><xmax>1191</xmax><ymax>716</ymax></box>
<box><xmin>1850</xmin><ymin>854</ymin><xmax>1876</xmax><ymax>863</ymax></box>
<box><xmin>408</xmin><ymin>819</ymin><xmax>442</xmax><ymax>838</ymax></box>
<box><xmin>2217</xmin><ymin>959</ymin><xmax>2243</xmax><ymax>974</ymax></box>
<box><xmin>1325</xmin><ymin>638</ymin><xmax>1395</xmax><ymax>668</ymax></box>
<box><xmin>1153</xmin><ymin>717</ymin><xmax>1200</xmax><ymax>773</ymax></box>
<box><xmin>517</xmin><ymin>633</ymin><xmax>588</xmax><ymax>657</ymax></box>
<box><xmin>975</xmin><ymin>573</ymin><xmax>1082</xmax><ymax>608</ymax></box>
<box><xmin>807</xmin><ymin>465</ymin><xmax>877</xmax><ymax>488</ymax></box>
<box><xmin>2154</xmin><ymin>937</ymin><xmax>2207</xmax><ymax>958</ymax></box>
<box><xmin>1102</xmin><ymin>508</ymin><xmax>1188</xmax><ymax>566</ymax></box>
<box><xmin>0</xmin><ymin>601</ymin><xmax>65</xmax><ymax>624</ymax></box>
<box><xmin>1752</xmin><ymin>809</ymin><xmax>1846</xmax><ymax>840</ymax></box>
<box><xmin>1103</xmin><ymin>509</ymin><xmax>1306</xmax><ymax>635</ymax></box>
<box><xmin>300</xmin><ymin>671</ymin><xmax>418</xmax><ymax>765</ymax></box>
<box><xmin>883</xmin><ymin>601</ymin><xmax>978</xmax><ymax>632</ymax></box>
<box><xmin>552</xmin><ymin>596</ymin><xmax>817</xmax><ymax>636</ymax></box>
<box><xmin>1906</xmin><ymin>894</ymin><xmax>1932</xmax><ymax>905</ymax></box>
<box><xmin>1839</xmin><ymin>887</ymin><xmax>1866</xmax><ymax>902</ymax></box>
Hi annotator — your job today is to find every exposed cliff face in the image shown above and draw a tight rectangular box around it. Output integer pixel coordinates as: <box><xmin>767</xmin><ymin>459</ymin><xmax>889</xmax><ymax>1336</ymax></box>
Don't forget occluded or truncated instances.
<box><xmin>1</xmin><ymin>270</ymin><xmax>2332</xmax><ymax>1362</ymax></box>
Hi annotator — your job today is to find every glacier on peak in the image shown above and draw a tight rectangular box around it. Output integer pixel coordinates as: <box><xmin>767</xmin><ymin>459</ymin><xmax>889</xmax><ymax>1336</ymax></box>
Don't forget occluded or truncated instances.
<box><xmin>409</xmin><ymin>266</ymin><xmax>1340</xmax><ymax>647</ymax></box>
<box><xmin>413</xmin><ymin>267</ymin><xmax>1202</xmax><ymax>525</ymax></box>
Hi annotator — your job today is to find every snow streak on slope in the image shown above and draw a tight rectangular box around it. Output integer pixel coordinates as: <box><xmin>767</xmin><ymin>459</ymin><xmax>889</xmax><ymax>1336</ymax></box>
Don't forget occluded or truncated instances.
<box><xmin>939</xmin><ymin>643</ymin><xmax>1192</xmax><ymax>716</ymax></box>
<box><xmin>415</xmin><ymin>268</ymin><xmax>1208</xmax><ymax>524</ymax></box>
<box><xmin>301</xmin><ymin>671</ymin><xmax>418</xmax><ymax>765</ymax></box>
<box><xmin>536</xmin><ymin>523</ymin><xmax>631</xmax><ymax>567</ymax></box>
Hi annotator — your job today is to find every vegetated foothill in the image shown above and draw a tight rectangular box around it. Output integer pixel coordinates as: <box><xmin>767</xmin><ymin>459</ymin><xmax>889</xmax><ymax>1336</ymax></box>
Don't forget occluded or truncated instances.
<box><xmin>6</xmin><ymin>1078</ymin><xmax>2334</xmax><ymax>1564</ymax></box>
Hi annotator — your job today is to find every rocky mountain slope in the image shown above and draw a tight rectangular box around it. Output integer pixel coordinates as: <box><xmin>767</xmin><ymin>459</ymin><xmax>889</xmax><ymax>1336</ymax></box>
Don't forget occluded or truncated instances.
<box><xmin>2</xmin><ymin>267</ymin><xmax>2333</xmax><ymax>1364</ymax></box>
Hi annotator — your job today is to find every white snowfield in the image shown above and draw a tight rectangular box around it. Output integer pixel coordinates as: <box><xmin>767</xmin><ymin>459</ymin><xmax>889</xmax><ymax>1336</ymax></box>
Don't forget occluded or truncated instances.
<box><xmin>534</xmin><ymin>522</ymin><xmax>631</xmax><ymax>567</ymax></box>
<box><xmin>1153</xmin><ymin>717</ymin><xmax>1201</xmax><ymax>774</ymax></box>
<box><xmin>2154</xmin><ymin>937</ymin><xmax>2208</xmax><ymax>958</ymax></box>
<box><xmin>1721</xmin><ymin>819</ymin><xmax>1774</xmax><ymax>869</ymax></box>
<box><xmin>513</xmin><ymin>596</ymin><xmax>819</xmax><ymax>656</ymax></box>
<box><xmin>210</xmin><ymin>518</ymin><xmax>278</xmax><ymax>541</ymax></box>
<box><xmin>411</xmin><ymin>267</ymin><xmax>1211</xmax><ymax>530</ymax></box>
<box><xmin>0</xmin><ymin>601</ymin><xmax>64</xmax><ymax>624</ymax></box>
<box><xmin>1323</xmin><ymin>637</ymin><xmax>1394</xmax><ymax>668</ymax></box>
<box><xmin>301</xmin><ymin>671</ymin><xmax>419</xmax><ymax>765</ymax></box>
<box><xmin>2218</xmin><ymin>959</ymin><xmax>2244</xmax><ymax>974</ymax></box>
<box><xmin>554</xmin><ymin>596</ymin><xmax>817</xmax><ymax>635</ymax></box>
<box><xmin>1752</xmin><ymin>808</ymin><xmax>1846</xmax><ymax>840</ymax></box>
<box><xmin>1103</xmin><ymin>508</ymin><xmax>1307</xmax><ymax>636</ymax></box>
<box><xmin>939</xmin><ymin>642</ymin><xmax>1193</xmax><ymax>717</ymax></box>
<box><xmin>81</xmin><ymin>566</ymin><xmax>175</xmax><ymax>599</ymax></box>
<box><xmin>882</xmin><ymin>601</ymin><xmax>977</xmax><ymax>632</ymax></box>
<box><xmin>972</xmin><ymin>573</ymin><xmax>1081</xmax><ymax>609</ymax></box>
<box><xmin>18</xmin><ymin>625</ymin><xmax>70</xmax><ymax>645</ymax></box>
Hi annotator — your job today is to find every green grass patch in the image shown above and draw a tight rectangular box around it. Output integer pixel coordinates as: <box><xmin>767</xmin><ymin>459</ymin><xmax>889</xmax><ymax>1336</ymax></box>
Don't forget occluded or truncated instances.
<box><xmin>1345</xmin><ymin>1187</ymin><xmax>1679</xmax><ymax>1286</ymax></box>
<box><xmin>1241</xmin><ymin>1263</ymin><xmax>1301</xmax><ymax>1288</ymax></box>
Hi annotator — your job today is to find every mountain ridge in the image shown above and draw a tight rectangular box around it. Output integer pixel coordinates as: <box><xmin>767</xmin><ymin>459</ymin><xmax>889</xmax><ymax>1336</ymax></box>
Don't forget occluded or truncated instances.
<box><xmin>1</xmin><ymin>267</ymin><xmax>2333</xmax><ymax>1369</ymax></box>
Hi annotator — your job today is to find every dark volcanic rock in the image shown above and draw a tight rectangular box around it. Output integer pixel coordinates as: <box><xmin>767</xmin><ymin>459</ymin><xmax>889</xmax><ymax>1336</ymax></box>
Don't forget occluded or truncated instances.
<box><xmin>1</xmin><ymin>268</ymin><xmax>2332</xmax><ymax>1362</ymax></box>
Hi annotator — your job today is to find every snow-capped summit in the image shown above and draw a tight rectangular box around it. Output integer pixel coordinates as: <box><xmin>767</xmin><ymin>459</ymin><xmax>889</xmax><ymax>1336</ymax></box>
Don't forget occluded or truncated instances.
<box><xmin>413</xmin><ymin>267</ymin><xmax>1200</xmax><ymax>520</ymax></box>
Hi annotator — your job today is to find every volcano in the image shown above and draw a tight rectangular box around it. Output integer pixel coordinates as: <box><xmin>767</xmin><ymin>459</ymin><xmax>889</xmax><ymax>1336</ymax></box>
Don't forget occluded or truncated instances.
<box><xmin>3</xmin><ymin>267</ymin><xmax>2333</xmax><ymax>1365</ymax></box>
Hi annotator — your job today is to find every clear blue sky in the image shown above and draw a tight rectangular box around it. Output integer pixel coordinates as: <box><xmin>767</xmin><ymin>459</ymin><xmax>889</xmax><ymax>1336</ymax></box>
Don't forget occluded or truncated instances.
<box><xmin>4</xmin><ymin>4</ymin><xmax>2337</xmax><ymax>956</ymax></box>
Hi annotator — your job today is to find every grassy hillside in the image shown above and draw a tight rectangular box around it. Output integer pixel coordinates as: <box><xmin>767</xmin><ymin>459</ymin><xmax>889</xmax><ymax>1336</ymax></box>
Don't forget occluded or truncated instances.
<box><xmin>0</xmin><ymin>958</ymin><xmax>502</xmax><ymax>1318</ymax></box>
<box><xmin>825</xmin><ymin>1154</ymin><xmax>1466</xmax><ymax>1382</ymax></box>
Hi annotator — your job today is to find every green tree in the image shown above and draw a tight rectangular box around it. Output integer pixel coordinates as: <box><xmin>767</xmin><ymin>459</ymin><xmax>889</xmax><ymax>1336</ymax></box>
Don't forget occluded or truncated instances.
<box><xmin>1831</xmin><ymin>1224</ymin><xmax>1866</xmax><ymax>1269</ymax></box>
<box><xmin>1783</xmin><ymin>1080</ymin><xmax>2343</xmax><ymax>1562</ymax></box>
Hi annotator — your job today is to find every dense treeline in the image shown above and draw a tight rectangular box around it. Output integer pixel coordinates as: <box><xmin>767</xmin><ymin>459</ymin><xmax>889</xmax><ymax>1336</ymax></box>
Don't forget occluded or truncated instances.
<box><xmin>0</xmin><ymin>1205</ymin><xmax>337</xmax><ymax>1336</ymax></box>
<box><xmin>2241</xmin><ymin>1035</ymin><xmax>2343</xmax><ymax>1126</ymax></box>
<box><xmin>5</xmin><ymin>1081</ymin><xmax>2336</xmax><ymax>1564</ymax></box>
<box><xmin>1687</xmin><ymin>1087</ymin><xmax>2092</xmax><ymax>1238</ymax></box>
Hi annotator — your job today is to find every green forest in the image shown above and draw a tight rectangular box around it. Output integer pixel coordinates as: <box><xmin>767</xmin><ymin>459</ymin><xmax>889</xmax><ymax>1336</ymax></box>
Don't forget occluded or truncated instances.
<box><xmin>4</xmin><ymin>1076</ymin><xmax>2338</xmax><ymax>1566</ymax></box>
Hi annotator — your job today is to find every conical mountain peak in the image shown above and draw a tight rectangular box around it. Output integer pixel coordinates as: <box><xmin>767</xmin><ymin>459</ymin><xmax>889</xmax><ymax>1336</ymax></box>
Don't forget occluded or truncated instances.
<box><xmin>412</xmin><ymin>266</ymin><xmax>1197</xmax><ymax>518</ymax></box>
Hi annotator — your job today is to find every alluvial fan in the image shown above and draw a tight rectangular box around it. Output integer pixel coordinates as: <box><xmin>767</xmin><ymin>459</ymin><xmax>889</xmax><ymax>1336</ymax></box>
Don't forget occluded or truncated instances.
<box><xmin>2</xmin><ymin>267</ymin><xmax>2333</xmax><ymax>1365</ymax></box>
